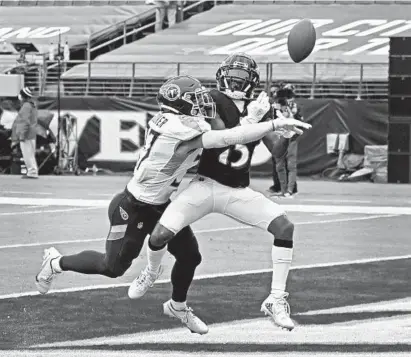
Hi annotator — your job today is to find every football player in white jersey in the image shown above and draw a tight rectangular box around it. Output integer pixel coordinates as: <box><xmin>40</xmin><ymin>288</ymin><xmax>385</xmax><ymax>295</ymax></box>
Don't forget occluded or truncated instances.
<box><xmin>129</xmin><ymin>55</ymin><xmax>312</xmax><ymax>332</ymax></box>
<box><xmin>34</xmin><ymin>75</ymin><xmax>309</xmax><ymax>335</ymax></box>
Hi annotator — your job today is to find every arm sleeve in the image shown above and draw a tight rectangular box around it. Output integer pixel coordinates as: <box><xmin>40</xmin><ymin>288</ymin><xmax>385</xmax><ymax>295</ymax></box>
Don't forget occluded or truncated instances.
<box><xmin>201</xmin><ymin>120</ymin><xmax>274</xmax><ymax>149</ymax></box>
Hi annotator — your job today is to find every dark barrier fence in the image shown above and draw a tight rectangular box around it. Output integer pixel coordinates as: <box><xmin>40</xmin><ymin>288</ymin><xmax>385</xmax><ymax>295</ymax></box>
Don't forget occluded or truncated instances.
<box><xmin>0</xmin><ymin>97</ymin><xmax>388</xmax><ymax>176</ymax></box>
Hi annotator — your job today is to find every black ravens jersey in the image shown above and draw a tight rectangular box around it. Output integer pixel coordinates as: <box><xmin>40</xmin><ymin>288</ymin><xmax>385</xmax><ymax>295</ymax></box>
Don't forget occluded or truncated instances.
<box><xmin>197</xmin><ymin>89</ymin><xmax>267</xmax><ymax>188</ymax></box>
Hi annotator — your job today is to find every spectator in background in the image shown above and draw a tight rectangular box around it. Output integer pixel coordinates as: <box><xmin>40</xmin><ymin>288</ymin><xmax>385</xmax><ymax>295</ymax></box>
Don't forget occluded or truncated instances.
<box><xmin>275</xmin><ymin>84</ymin><xmax>303</xmax><ymax>198</ymax></box>
<box><xmin>63</xmin><ymin>40</ymin><xmax>70</xmax><ymax>71</ymax></box>
<box><xmin>147</xmin><ymin>0</ymin><xmax>184</xmax><ymax>32</ymax></box>
<box><xmin>11</xmin><ymin>87</ymin><xmax>39</xmax><ymax>179</ymax></box>
<box><xmin>265</xmin><ymin>83</ymin><xmax>302</xmax><ymax>197</ymax></box>
<box><xmin>266</xmin><ymin>83</ymin><xmax>282</xmax><ymax>193</ymax></box>
<box><xmin>17</xmin><ymin>49</ymin><xmax>27</xmax><ymax>65</ymax></box>
<box><xmin>49</xmin><ymin>42</ymin><xmax>55</xmax><ymax>61</ymax></box>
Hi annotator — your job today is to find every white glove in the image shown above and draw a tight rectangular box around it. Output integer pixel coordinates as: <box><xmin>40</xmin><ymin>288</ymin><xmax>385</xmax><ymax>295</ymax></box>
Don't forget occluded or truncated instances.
<box><xmin>273</xmin><ymin>111</ymin><xmax>311</xmax><ymax>137</ymax></box>
<box><xmin>243</xmin><ymin>91</ymin><xmax>270</xmax><ymax>124</ymax></box>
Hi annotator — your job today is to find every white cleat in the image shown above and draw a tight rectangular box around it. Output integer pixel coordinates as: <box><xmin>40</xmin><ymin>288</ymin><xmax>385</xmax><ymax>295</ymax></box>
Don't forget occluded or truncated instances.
<box><xmin>35</xmin><ymin>247</ymin><xmax>62</xmax><ymax>294</ymax></box>
<box><xmin>163</xmin><ymin>300</ymin><xmax>209</xmax><ymax>335</ymax></box>
<box><xmin>128</xmin><ymin>265</ymin><xmax>163</xmax><ymax>299</ymax></box>
<box><xmin>261</xmin><ymin>292</ymin><xmax>295</xmax><ymax>331</ymax></box>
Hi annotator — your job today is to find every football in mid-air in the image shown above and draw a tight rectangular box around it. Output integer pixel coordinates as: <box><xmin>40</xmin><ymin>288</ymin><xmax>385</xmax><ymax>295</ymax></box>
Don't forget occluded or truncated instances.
<box><xmin>287</xmin><ymin>19</ymin><xmax>316</xmax><ymax>63</ymax></box>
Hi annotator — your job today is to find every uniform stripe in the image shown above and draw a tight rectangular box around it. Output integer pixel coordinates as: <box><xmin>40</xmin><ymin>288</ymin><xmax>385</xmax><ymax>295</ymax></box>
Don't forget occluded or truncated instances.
<box><xmin>110</xmin><ymin>224</ymin><xmax>127</xmax><ymax>233</ymax></box>
<box><xmin>107</xmin><ymin>232</ymin><xmax>125</xmax><ymax>241</ymax></box>
<box><xmin>159</xmin><ymin>152</ymin><xmax>183</xmax><ymax>176</ymax></box>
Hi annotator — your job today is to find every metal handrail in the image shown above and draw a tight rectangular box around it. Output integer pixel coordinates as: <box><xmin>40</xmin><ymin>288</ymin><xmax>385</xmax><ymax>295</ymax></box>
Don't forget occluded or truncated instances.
<box><xmin>41</xmin><ymin>60</ymin><xmax>388</xmax><ymax>66</ymax></box>
<box><xmin>22</xmin><ymin>59</ymin><xmax>389</xmax><ymax>99</ymax></box>
<box><xmin>87</xmin><ymin>0</ymin><xmax>209</xmax><ymax>60</ymax></box>
<box><xmin>88</xmin><ymin>8</ymin><xmax>155</xmax><ymax>41</ymax></box>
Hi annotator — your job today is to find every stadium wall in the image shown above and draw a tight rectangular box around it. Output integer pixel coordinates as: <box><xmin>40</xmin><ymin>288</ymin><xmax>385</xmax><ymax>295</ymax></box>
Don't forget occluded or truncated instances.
<box><xmin>0</xmin><ymin>97</ymin><xmax>388</xmax><ymax>176</ymax></box>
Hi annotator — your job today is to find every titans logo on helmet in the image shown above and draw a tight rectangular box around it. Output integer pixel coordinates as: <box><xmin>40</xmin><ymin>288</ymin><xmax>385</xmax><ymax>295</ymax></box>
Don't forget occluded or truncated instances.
<box><xmin>161</xmin><ymin>84</ymin><xmax>181</xmax><ymax>102</ymax></box>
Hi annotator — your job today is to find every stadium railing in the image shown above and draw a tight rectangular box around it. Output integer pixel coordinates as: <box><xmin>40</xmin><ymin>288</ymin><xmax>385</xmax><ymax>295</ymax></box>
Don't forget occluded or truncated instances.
<box><xmin>24</xmin><ymin>60</ymin><xmax>388</xmax><ymax>100</ymax></box>
<box><xmin>85</xmin><ymin>0</ymin><xmax>215</xmax><ymax>61</ymax></box>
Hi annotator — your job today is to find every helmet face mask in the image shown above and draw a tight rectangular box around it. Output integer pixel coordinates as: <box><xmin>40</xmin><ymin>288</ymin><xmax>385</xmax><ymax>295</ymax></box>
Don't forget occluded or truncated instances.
<box><xmin>216</xmin><ymin>53</ymin><xmax>260</xmax><ymax>100</ymax></box>
<box><xmin>182</xmin><ymin>88</ymin><xmax>216</xmax><ymax>119</ymax></box>
<box><xmin>157</xmin><ymin>76</ymin><xmax>216</xmax><ymax>120</ymax></box>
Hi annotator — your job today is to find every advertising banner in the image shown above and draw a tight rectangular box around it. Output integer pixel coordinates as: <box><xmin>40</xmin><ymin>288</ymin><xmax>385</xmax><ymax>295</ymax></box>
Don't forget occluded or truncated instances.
<box><xmin>0</xmin><ymin>97</ymin><xmax>388</xmax><ymax>176</ymax></box>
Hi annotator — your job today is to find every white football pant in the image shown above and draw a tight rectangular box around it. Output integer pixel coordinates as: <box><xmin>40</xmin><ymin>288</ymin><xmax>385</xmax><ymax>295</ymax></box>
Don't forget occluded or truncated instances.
<box><xmin>160</xmin><ymin>175</ymin><xmax>286</xmax><ymax>234</ymax></box>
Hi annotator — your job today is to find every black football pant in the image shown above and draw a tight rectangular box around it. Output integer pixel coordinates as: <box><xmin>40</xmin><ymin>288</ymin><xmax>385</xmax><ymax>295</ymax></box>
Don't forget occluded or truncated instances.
<box><xmin>263</xmin><ymin>133</ymin><xmax>297</xmax><ymax>193</ymax></box>
<box><xmin>60</xmin><ymin>188</ymin><xmax>202</xmax><ymax>302</ymax></box>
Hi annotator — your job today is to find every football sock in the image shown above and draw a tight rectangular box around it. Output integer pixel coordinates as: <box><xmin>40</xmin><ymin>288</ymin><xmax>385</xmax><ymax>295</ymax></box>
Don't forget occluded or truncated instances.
<box><xmin>171</xmin><ymin>299</ymin><xmax>187</xmax><ymax>311</ymax></box>
<box><xmin>147</xmin><ymin>240</ymin><xmax>167</xmax><ymax>273</ymax></box>
<box><xmin>270</xmin><ymin>245</ymin><xmax>293</xmax><ymax>297</ymax></box>
<box><xmin>170</xmin><ymin>260</ymin><xmax>197</xmax><ymax>302</ymax></box>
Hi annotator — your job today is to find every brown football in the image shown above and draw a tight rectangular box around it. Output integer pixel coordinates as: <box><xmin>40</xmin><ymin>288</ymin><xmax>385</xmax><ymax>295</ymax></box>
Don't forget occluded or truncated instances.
<box><xmin>287</xmin><ymin>19</ymin><xmax>316</xmax><ymax>63</ymax></box>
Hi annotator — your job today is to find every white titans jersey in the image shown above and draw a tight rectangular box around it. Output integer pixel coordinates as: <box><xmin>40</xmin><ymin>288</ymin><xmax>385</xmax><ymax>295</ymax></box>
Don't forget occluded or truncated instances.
<box><xmin>127</xmin><ymin>112</ymin><xmax>210</xmax><ymax>205</ymax></box>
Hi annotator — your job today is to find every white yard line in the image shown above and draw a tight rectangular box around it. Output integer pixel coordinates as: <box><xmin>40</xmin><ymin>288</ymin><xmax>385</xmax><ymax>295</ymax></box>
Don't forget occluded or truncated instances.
<box><xmin>87</xmin><ymin>193</ymin><xmax>115</xmax><ymax>197</ymax></box>
<box><xmin>0</xmin><ymin>191</ymin><xmax>53</xmax><ymax>195</ymax></box>
<box><xmin>0</xmin><ymin>207</ymin><xmax>102</xmax><ymax>217</ymax></box>
<box><xmin>298</xmin><ymin>213</ymin><xmax>399</xmax><ymax>225</ymax></box>
<box><xmin>1</xmin><ymin>196</ymin><xmax>411</xmax><ymax>215</ymax></box>
<box><xmin>295</xmin><ymin>199</ymin><xmax>372</xmax><ymax>203</ymax></box>
<box><xmin>0</xmin><ymin>214</ymin><xmax>398</xmax><ymax>250</ymax></box>
<box><xmin>0</xmin><ymin>197</ymin><xmax>108</xmax><ymax>207</ymax></box>
<box><xmin>0</xmin><ymin>252</ymin><xmax>410</xmax><ymax>300</ymax></box>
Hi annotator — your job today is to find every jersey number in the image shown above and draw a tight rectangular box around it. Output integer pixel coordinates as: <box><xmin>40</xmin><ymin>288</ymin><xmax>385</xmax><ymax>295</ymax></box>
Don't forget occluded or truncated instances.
<box><xmin>218</xmin><ymin>144</ymin><xmax>250</xmax><ymax>169</ymax></box>
<box><xmin>136</xmin><ymin>129</ymin><xmax>159</xmax><ymax>169</ymax></box>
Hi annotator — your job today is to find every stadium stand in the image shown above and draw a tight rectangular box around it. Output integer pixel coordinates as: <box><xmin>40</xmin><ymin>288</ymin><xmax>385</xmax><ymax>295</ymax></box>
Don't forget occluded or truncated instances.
<box><xmin>0</xmin><ymin>3</ymin><xmax>158</xmax><ymax>92</ymax></box>
<box><xmin>2</xmin><ymin>1</ymin><xmax>409</xmax><ymax>98</ymax></box>
<box><xmin>0</xmin><ymin>1</ymin><xmax>214</xmax><ymax>94</ymax></box>
<box><xmin>58</xmin><ymin>3</ymin><xmax>406</xmax><ymax>99</ymax></box>
<box><xmin>0</xmin><ymin>5</ymin><xmax>155</xmax><ymax>55</ymax></box>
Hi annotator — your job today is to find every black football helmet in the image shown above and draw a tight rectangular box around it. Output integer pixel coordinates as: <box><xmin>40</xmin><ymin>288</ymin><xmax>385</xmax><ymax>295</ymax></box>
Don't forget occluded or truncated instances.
<box><xmin>216</xmin><ymin>53</ymin><xmax>260</xmax><ymax>100</ymax></box>
<box><xmin>157</xmin><ymin>75</ymin><xmax>215</xmax><ymax>119</ymax></box>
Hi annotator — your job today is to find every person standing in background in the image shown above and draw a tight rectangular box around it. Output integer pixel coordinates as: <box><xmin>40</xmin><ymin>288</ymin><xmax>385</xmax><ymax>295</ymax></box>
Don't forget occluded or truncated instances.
<box><xmin>147</xmin><ymin>0</ymin><xmax>184</xmax><ymax>32</ymax></box>
<box><xmin>265</xmin><ymin>84</ymin><xmax>282</xmax><ymax>194</ymax></box>
<box><xmin>275</xmin><ymin>84</ymin><xmax>303</xmax><ymax>198</ymax></box>
<box><xmin>11</xmin><ymin>87</ymin><xmax>39</xmax><ymax>179</ymax></box>
<box><xmin>63</xmin><ymin>40</ymin><xmax>70</xmax><ymax>72</ymax></box>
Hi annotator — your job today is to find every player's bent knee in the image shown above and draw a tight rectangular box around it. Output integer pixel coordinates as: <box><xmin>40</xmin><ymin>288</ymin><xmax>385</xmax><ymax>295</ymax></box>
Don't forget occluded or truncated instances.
<box><xmin>267</xmin><ymin>215</ymin><xmax>294</xmax><ymax>246</ymax></box>
<box><xmin>176</xmin><ymin>250</ymin><xmax>202</xmax><ymax>267</ymax></box>
<box><xmin>191</xmin><ymin>251</ymin><xmax>202</xmax><ymax>267</ymax></box>
<box><xmin>150</xmin><ymin>223</ymin><xmax>175</xmax><ymax>247</ymax></box>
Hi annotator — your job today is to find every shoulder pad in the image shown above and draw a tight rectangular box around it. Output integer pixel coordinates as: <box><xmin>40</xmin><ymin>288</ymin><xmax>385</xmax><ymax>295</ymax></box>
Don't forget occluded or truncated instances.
<box><xmin>149</xmin><ymin>113</ymin><xmax>210</xmax><ymax>141</ymax></box>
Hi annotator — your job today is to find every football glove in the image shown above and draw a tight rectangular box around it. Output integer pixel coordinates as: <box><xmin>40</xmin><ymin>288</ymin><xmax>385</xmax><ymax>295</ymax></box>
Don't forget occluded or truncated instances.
<box><xmin>242</xmin><ymin>91</ymin><xmax>270</xmax><ymax>124</ymax></box>
<box><xmin>273</xmin><ymin>111</ymin><xmax>311</xmax><ymax>137</ymax></box>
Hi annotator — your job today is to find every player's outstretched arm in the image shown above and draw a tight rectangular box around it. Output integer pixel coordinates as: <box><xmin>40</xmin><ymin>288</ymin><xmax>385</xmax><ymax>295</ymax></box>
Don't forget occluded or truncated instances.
<box><xmin>175</xmin><ymin>118</ymin><xmax>310</xmax><ymax>154</ymax></box>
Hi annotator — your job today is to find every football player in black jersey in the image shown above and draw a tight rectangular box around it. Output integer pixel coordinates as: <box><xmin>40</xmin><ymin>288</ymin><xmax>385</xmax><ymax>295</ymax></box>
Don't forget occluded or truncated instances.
<box><xmin>129</xmin><ymin>54</ymin><xmax>311</xmax><ymax>332</ymax></box>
